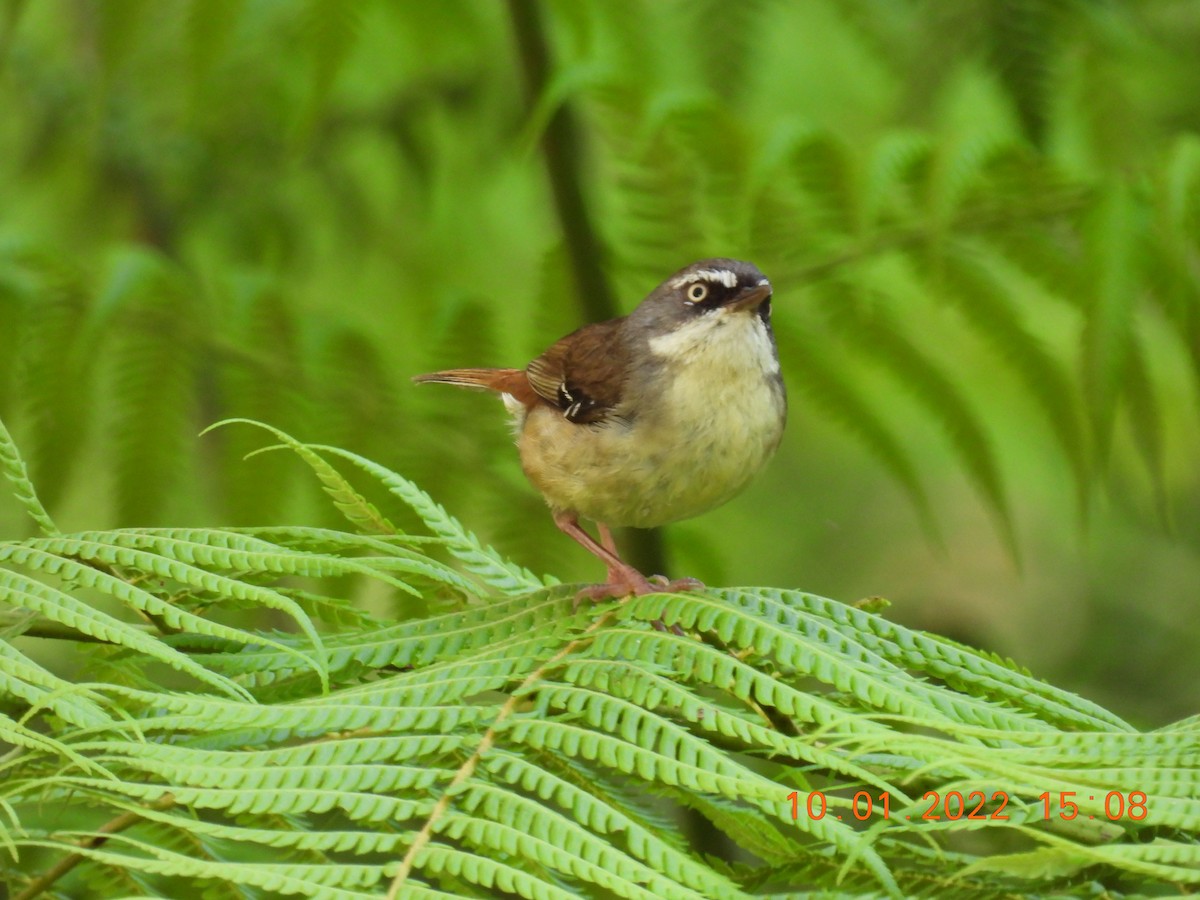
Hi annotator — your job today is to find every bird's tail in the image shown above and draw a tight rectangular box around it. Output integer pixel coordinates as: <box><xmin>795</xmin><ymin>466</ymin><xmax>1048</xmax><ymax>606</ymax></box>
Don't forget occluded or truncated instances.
<box><xmin>412</xmin><ymin>368</ymin><xmax>532</xmax><ymax>399</ymax></box>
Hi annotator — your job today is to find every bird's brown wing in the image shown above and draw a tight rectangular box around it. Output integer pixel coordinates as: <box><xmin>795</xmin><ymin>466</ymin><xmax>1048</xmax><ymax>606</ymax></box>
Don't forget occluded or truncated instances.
<box><xmin>525</xmin><ymin>317</ymin><xmax>629</xmax><ymax>424</ymax></box>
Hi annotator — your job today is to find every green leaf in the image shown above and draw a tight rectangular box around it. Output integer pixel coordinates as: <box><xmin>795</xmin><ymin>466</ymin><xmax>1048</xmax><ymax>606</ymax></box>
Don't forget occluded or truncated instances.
<box><xmin>0</xmin><ymin>415</ymin><xmax>57</xmax><ymax>536</ymax></box>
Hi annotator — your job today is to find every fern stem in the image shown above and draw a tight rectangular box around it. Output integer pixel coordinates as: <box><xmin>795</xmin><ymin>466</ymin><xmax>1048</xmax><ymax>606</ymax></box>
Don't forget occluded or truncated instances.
<box><xmin>505</xmin><ymin>0</ymin><xmax>617</xmax><ymax>324</ymax></box>
<box><xmin>793</xmin><ymin>192</ymin><xmax>1089</xmax><ymax>285</ymax></box>
<box><xmin>0</xmin><ymin>611</ymin><xmax>155</xmax><ymax>642</ymax></box>
<box><xmin>12</xmin><ymin>793</ymin><xmax>176</xmax><ymax>900</ymax></box>
<box><xmin>385</xmin><ymin>602</ymin><xmax>614</xmax><ymax>898</ymax></box>
<box><xmin>0</xmin><ymin>0</ymin><xmax>26</xmax><ymax>73</ymax></box>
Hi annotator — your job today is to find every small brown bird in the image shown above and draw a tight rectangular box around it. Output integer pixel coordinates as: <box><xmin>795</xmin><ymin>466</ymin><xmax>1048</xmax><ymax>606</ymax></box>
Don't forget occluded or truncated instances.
<box><xmin>414</xmin><ymin>258</ymin><xmax>786</xmax><ymax>599</ymax></box>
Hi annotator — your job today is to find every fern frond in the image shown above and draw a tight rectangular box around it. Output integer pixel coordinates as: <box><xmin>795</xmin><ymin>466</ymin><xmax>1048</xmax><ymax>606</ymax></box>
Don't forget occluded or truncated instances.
<box><xmin>316</xmin><ymin>444</ymin><xmax>551</xmax><ymax>593</ymax></box>
<box><xmin>1080</xmin><ymin>183</ymin><xmax>1138</xmax><ymax>469</ymax></box>
<box><xmin>686</xmin><ymin>0</ymin><xmax>769</xmax><ymax>101</ymax></box>
<box><xmin>208</xmin><ymin>418</ymin><xmax>549</xmax><ymax>594</ymax></box>
<box><xmin>12</xmin><ymin>248</ymin><xmax>94</xmax><ymax>514</ymax></box>
<box><xmin>3</xmin><ymin>432</ymin><xmax>1196</xmax><ymax>898</ymax></box>
<box><xmin>822</xmin><ymin>284</ymin><xmax>1018</xmax><ymax>558</ymax></box>
<box><xmin>619</xmin><ymin>592</ymin><xmax>1034</xmax><ymax>734</ymax></box>
<box><xmin>20</xmin><ymin>833</ymin><xmax>388</xmax><ymax>898</ymax></box>
<box><xmin>298</xmin><ymin>0</ymin><xmax>362</xmax><ymax>138</ymax></box>
<box><xmin>313</xmin><ymin>327</ymin><xmax>406</xmax><ymax>498</ymax></box>
<box><xmin>0</xmin><ymin>416</ymin><xmax>57</xmax><ymax>536</ymax></box>
<box><xmin>605</xmin><ymin>90</ymin><xmax>715</xmax><ymax>288</ymax></box>
<box><xmin>960</xmin><ymin>829</ymin><xmax>1200</xmax><ymax>885</ymax></box>
<box><xmin>1122</xmin><ymin>327</ymin><xmax>1170</xmax><ymax>524</ymax></box>
<box><xmin>0</xmin><ymin>710</ymin><xmax>110</xmax><ymax>779</ymax></box>
<box><xmin>1151</xmin><ymin>135</ymin><xmax>1200</xmax><ymax>397</ymax></box>
<box><xmin>103</xmin><ymin>248</ymin><xmax>199</xmax><ymax>526</ymax></box>
<box><xmin>0</xmin><ymin>537</ymin><xmax>327</xmax><ymax>683</ymax></box>
<box><xmin>0</xmin><ymin>568</ymin><xmax>253</xmax><ymax>702</ymax></box>
<box><xmin>788</xmin><ymin>130</ymin><xmax>863</xmax><ymax>239</ymax></box>
<box><xmin>206</xmin><ymin>418</ymin><xmax>397</xmax><ymax>537</ymax></box>
<box><xmin>983</xmin><ymin>0</ymin><xmax>1066</xmax><ymax>146</ymax></box>
<box><xmin>125</xmin><ymin>797</ymin><xmax>408</xmax><ymax>855</ymax></box>
<box><xmin>938</xmin><ymin>244</ymin><xmax>1093</xmax><ymax>517</ymax></box>
<box><xmin>208</xmin><ymin>284</ymin><xmax>314</xmax><ymax>525</ymax></box>
<box><xmin>717</xmin><ymin>587</ymin><xmax>1131</xmax><ymax>731</ymax></box>
<box><xmin>89</xmin><ymin>681</ymin><xmax>497</xmax><ymax>744</ymax></box>
<box><xmin>481</xmin><ymin>748</ymin><xmax>743</xmax><ymax>898</ymax></box>
<box><xmin>195</xmin><ymin>587</ymin><xmax>575</xmax><ymax>692</ymax></box>
<box><xmin>0</xmin><ymin>638</ymin><xmax>110</xmax><ymax>729</ymax></box>
<box><xmin>0</xmin><ymin>245</ymin><xmax>30</xmax><ymax>419</ymax></box>
<box><xmin>772</xmin><ymin>314</ymin><xmax>940</xmax><ymax>544</ymax></box>
<box><xmin>436</xmin><ymin>807</ymin><xmax>707</xmax><ymax>900</ymax></box>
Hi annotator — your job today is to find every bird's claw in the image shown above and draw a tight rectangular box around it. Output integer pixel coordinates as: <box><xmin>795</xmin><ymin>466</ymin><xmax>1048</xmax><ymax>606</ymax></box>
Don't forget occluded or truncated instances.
<box><xmin>571</xmin><ymin>572</ymin><xmax>706</xmax><ymax>620</ymax></box>
<box><xmin>572</xmin><ymin>576</ymin><xmax>654</xmax><ymax>608</ymax></box>
<box><xmin>648</xmin><ymin>575</ymin><xmax>705</xmax><ymax>593</ymax></box>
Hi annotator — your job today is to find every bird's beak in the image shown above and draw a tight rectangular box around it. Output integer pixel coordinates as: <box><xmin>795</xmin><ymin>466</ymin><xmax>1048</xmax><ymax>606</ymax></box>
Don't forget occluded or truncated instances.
<box><xmin>726</xmin><ymin>282</ymin><xmax>772</xmax><ymax>313</ymax></box>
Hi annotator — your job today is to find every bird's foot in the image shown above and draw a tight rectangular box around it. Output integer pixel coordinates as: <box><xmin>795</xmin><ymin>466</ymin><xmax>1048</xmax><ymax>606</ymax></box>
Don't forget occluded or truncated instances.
<box><xmin>555</xmin><ymin>513</ymin><xmax>704</xmax><ymax>608</ymax></box>
<box><xmin>648</xmin><ymin>575</ymin><xmax>705</xmax><ymax>593</ymax></box>
<box><xmin>573</xmin><ymin>572</ymin><xmax>656</xmax><ymax>606</ymax></box>
<box><xmin>572</xmin><ymin>571</ymin><xmax>704</xmax><ymax>612</ymax></box>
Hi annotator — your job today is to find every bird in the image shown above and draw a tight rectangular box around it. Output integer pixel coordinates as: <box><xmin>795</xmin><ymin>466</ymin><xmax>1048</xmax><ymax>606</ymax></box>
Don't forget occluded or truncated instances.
<box><xmin>413</xmin><ymin>258</ymin><xmax>786</xmax><ymax>600</ymax></box>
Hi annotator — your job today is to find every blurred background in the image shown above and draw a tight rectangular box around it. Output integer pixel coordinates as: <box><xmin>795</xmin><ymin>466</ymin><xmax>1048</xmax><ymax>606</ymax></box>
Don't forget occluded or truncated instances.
<box><xmin>0</xmin><ymin>0</ymin><xmax>1197</xmax><ymax>728</ymax></box>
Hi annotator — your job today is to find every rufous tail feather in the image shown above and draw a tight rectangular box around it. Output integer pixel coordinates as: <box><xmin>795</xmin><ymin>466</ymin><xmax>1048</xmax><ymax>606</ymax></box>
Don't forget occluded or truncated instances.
<box><xmin>412</xmin><ymin>368</ymin><xmax>536</xmax><ymax>405</ymax></box>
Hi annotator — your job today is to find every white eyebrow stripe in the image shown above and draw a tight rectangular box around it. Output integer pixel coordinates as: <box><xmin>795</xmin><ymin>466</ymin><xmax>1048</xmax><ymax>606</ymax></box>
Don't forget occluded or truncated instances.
<box><xmin>668</xmin><ymin>268</ymin><xmax>739</xmax><ymax>289</ymax></box>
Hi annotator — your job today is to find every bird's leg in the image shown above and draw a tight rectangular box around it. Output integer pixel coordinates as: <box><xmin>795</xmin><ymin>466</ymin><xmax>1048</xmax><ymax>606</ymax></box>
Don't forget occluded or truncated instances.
<box><xmin>554</xmin><ymin>512</ymin><xmax>705</xmax><ymax>606</ymax></box>
<box><xmin>596</xmin><ymin>522</ymin><xmax>619</xmax><ymax>555</ymax></box>
<box><xmin>584</xmin><ymin>519</ymin><xmax>698</xmax><ymax>635</ymax></box>
<box><xmin>598</xmin><ymin>520</ymin><xmax>703</xmax><ymax>599</ymax></box>
<box><xmin>598</xmin><ymin>521</ymin><xmax>705</xmax><ymax>595</ymax></box>
<box><xmin>553</xmin><ymin>512</ymin><xmax>656</xmax><ymax>601</ymax></box>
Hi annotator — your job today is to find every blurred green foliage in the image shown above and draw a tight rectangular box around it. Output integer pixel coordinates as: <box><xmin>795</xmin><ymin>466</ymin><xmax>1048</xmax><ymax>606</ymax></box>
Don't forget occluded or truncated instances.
<box><xmin>0</xmin><ymin>0</ymin><xmax>1198</xmax><ymax>726</ymax></box>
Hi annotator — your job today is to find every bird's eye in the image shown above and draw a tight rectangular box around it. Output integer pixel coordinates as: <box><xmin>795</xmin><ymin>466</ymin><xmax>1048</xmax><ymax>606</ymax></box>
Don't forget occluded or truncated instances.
<box><xmin>686</xmin><ymin>283</ymin><xmax>708</xmax><ymax>303</ymax></box>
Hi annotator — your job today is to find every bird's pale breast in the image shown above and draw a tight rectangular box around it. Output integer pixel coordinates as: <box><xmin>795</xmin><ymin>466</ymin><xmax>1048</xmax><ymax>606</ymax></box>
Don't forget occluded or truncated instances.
<box><xmin>517</xmin><ymin>310</ymin><xmax>785</xmax><ymax>528</ymax></box>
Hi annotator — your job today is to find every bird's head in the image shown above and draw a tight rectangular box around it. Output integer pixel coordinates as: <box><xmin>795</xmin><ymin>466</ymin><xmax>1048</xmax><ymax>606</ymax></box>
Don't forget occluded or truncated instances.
<box><xmin>628</xmin><ymin>259</ymin><xmax>776</xmax><ymax>365</ymax></box>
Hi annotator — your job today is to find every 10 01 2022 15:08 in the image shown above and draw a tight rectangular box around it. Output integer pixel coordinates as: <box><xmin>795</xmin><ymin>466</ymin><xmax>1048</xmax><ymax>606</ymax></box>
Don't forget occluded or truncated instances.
<box><xmin>787</xmin><ymin>790</ymin><xmax>1149</xmax><ymax>821</ymax></box>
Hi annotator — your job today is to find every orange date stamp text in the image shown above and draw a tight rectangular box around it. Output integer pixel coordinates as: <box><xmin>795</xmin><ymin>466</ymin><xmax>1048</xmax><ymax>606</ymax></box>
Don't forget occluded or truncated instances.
<box><xmin>787</xmin><ymin>790</ymin><xmax>1148</xmax><ymax>822</ymax></box>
